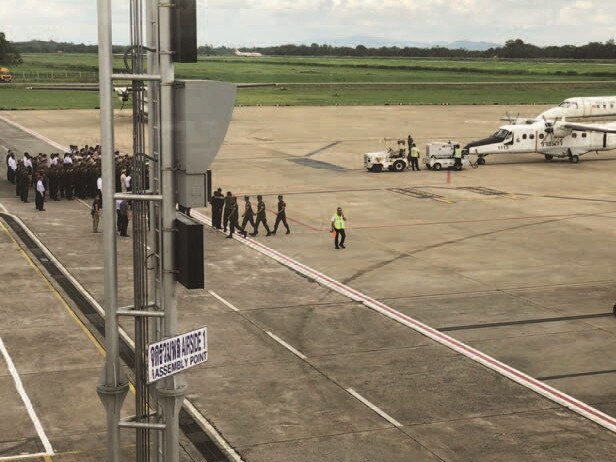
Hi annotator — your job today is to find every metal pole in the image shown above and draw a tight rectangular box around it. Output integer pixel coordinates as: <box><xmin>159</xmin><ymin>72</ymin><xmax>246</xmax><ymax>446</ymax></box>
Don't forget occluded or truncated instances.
<box><xmin>145</xmin><ymin>1</ymin><xmax>163</xmax><ymax>456</ymax></box>
<box><xmin>96</xmin><ymin>0</ymin><xmax>129</xmax><ymax>461</ymax></box>
<box><xmin>156</xmin><ymin>3</ymin><xmax>187</xmax><ymax>462</ymax></box>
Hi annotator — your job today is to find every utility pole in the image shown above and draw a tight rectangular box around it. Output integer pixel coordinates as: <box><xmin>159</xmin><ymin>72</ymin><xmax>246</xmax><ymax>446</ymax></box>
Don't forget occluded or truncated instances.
<box><xmin>96</xmin><ymin>0</ymin><xmax>129</xmax><ymax>461</ymax></box>
<box><xmin>97</xmin><ymin>0</ymin><xmax>185</xmax><ymax>460</ymax></box>
<box><xmin>155</xmin><ymin>2</ymin><xmax>187</xmax><ymax>461</ymax></box>
<box><xmin>96</xmin><ymin>1</ymin><xmax>234</xmax><ymax>460</ymax></box>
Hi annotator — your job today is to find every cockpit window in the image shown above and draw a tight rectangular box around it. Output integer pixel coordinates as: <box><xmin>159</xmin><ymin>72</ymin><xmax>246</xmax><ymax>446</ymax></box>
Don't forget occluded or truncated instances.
<box><xmin>559</xmin><ymin>101</ymin><xmax>570</xmax><ymax>108</ymax></box>
<box><xmin>492</xmin><ymin>129</ymin><xmax>511</xmax><ymax>141</ymax></box>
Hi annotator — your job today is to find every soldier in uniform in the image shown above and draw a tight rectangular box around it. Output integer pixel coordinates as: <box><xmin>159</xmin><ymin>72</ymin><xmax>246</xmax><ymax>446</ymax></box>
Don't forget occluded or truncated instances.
<box><xmin>254</xmin><ymin>195</ymin><xmax>272</xmax><ymax>236</ymax></box>
<box><xmin>226</xmin><ymin>196</ymin><xmax>246</xmax><ymax>238</ymax></box>
<box><xmin>64</xmin><ymin>166</ymin><xmax>74</xmax><ymax>200</ymax></box>
<box><xmin>48</xmin><ymin>165</ymin><xmax>59</xmax><ymax>200</ymax></box>
<box><xmin>272</xmin><ymin>195</ymin><xmax>290</xmax><ymax>235</ymax></box>
<box><xmin>241</xmin><ymin>196</ymin><xmax>257</xmax><ymax>236</ymax></box>
<box><xmin>222</xmin><ymin>191</ymin><xmax>233</xmax><ymax>233</ymax></box>
<box><xmin>19</xmin><ymin>163</ymin><xmax>30</xmax><ymax>203</ymax></box>
<box><xmin>210</xmin><ymin>188</ymin><xmax>225</xmax><ymax>229</ymax></box>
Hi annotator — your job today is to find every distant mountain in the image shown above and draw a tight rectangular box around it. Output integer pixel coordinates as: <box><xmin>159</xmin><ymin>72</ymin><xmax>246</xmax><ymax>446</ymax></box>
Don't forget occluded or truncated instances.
<box><xmin>312</xmin><ymin>36</ymin><xmax>501</xmax><ymax>51</ymax></box>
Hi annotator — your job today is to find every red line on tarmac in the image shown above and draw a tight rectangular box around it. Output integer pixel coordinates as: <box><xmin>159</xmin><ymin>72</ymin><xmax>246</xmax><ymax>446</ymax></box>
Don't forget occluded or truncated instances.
<box><xmin>266</xmin><ymin>207</ymin><xmax>322</xmax><ymax>232</ymax></box>
<box><xmin>192</xmin><ymin>209</ymin><xmax>616</xmax><ymax>433</ymax></box>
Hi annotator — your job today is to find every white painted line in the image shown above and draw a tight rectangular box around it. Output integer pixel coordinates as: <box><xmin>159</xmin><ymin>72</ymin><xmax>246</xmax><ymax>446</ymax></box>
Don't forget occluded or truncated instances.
<box><xmin>0</xmin><ymin>115</ymin><xmax>69</xmax><ymax>153</ymax></box>
<box><xmin>183</xmin><ymin>400</ymin><xmax>245</xmax><ymax>462</ymax></box>
<box><xmin>0</xmin><ymin>453</ymin><xmax>52</xmax><ymax>462</ymax></box>
<box><xmin>0</xmin><ymin>209</ymin><xmax>241</xmax><ymax>460</ymax></box>
<box><xmin>190</xmin><ymin>209</ymin><xmax>616</xmax><ymax>434</ymax></box>
<box><xmin>266</xmin><ymin>331</ymin><xmax>307</xmax><ymax>360</ymax></box>
<box><xmin>208</xmin><ymin>290</ymin><xmax>240</xmax><ymax>312</ymax></box>
<box><xmin>5</xmin><ymin>212</ymin><xmax>133</xmax><ymax>349</ymax></box>
<box><xmin>0</xmin><ymin>337</ymin><xmax>54</xmax><ymax>455</ymax></box>
<box><xmin>0</xmin><ymin>144</ymin><xmax>8</xmax><ymax>152</ymax></box>
<box><xmin>347</xmin><ymin>388</ymin><xmax>403</xmax><ymax>428</ymax></box>
<box><xmin>0</xmin><ymin>201</ymin><xmax>7</xmax><ymax>213</ymax></box>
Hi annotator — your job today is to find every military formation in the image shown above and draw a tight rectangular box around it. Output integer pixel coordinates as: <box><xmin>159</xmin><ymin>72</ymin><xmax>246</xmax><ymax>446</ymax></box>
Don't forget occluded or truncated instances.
<box><xmin>4</xmin><ymin>145</ymin><xmax>310</xmax><ymax>243</ymax></box>
<box><xmin>209</xmin><ymin>188</ymin><xmax>291</xmax><ymax>239</ymax></box>
<box><xmin>5</xmin><ymin>145</ymin><xmax>136</xmax><ymax>209</ymax></box>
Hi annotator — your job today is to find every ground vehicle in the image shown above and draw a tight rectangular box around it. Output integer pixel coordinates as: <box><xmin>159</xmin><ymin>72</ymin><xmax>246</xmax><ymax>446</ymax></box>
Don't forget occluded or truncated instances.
<box><xmin>364</xmin><ymin>142</ymin><xmax>409</xmax><ymax>172</ymax></box>
<box><xmin>0</xmin><ymin>67</ymin><xmax>13</xmax><ymax>83</ymax></box>
<box><xmin>424</xmin><ymin>142</ymin><xmax>470</xmax><ymax>170</ymax></box>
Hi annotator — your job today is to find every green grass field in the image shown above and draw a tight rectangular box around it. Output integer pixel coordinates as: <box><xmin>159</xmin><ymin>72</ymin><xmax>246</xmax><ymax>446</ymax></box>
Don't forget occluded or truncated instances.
<box><xmin>1</xmin><ymin>53</ymin><xmax>615</xmax><ymax>109</ymax></box>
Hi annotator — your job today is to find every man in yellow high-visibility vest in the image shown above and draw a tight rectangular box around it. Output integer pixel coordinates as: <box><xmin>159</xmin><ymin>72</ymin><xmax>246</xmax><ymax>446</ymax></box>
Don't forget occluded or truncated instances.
<box><xmin>409</xmin><ymin>143</ymin><xmax>420</xmax><ymax>171</ymax></box>
<box><xmin>453</xmin><ymin>144</ymin><xmax>462</xmax><ymax>169</ymax></box>
<box><xmin>331</xmin><ymin>207</ymin><xmax>347</xmax><ymax>249</ymax></box>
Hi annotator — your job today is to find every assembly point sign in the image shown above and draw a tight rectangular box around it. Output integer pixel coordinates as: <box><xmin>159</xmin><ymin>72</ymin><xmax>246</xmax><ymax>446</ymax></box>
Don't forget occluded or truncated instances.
<box><xmin>147</xmin><ymin>327</ymin><xmax>208</xmax><ymax>383</ymax></box>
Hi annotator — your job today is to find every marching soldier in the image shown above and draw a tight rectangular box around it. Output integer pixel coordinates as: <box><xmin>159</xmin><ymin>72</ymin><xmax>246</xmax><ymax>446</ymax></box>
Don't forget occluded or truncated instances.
<box><xmin>272</xmin><ymin>195</ymin><xmax>290</xmax><ymax>235</ymax></box>
<box><xmin>254</xmin><ymin>195</ymin><xmax>272</xmax><ymax>236</ymax></box>
<box><xmin>241</xmin><ymin>196</ymin><xmax>257</xmax><ymax>236</ymax></box>
<box><xmin>227</xmin><ymin>196</ymin><xmax>246</xmax><ymax>239</ymax></box>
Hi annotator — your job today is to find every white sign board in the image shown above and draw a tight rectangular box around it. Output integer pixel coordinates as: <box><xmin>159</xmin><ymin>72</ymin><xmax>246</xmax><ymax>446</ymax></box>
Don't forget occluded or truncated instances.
<box><xmin>147</xmin><ymin>327</ymin><xmax>208</xmax><ymax>383</ymax></box>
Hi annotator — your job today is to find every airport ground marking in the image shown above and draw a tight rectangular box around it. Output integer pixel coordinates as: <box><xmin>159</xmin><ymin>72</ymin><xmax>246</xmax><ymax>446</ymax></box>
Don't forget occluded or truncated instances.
<box><xmin>0</xmin><ymin>336</ymin><xmax>54</xmax><ymax>456</ymax></box>
<box><xmin>191</xmin><ymin>209</ymin><xmax>616</xmax><ymax>434</ymax></box>
<box><xmin>0</xmin><ymin>107</ymin><xmax>246</xmax><ymax>460</ymax></box>
<box><xmin>0</xmin><ymin>115</ymin><xmax>69</xmax><ymax>153</ymax></box>
<box><xmin>347</xmin><ymin>388</ymin><xmax>403</xmax><ymax>428</ymax></box>
<box><xmin>0</xmin><ymin>453</ymin><xmax>52</xmax><ymax>462</ymax></box>
<box><xmin>0</xmin><ymin>209</ymin><xmax>240</xmax><ymax>462</ymax></box>
<box><xmin>0</xmin><ymin>218</ymin><xmax>106</xmax><ymax>357</ymax></box>
<box><xmin>182</xmin><ymin>400</ymin><xmax>245</xmax><ymax>462</ymax></box>
<box><xmin>266</xmin><ymin>331</ymin><xmax>308</xmax><ymax>360</ymax></box>
<box><xmin>208</xmin><ymin>290</ymin><xmax>240</xmax><ymax>312</ymax></box>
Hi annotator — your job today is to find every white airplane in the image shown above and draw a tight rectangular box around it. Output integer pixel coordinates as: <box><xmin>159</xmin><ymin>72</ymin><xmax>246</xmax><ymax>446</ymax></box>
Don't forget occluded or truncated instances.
<box><xmin>466</xmin><ymin>118</ymin><xmax>616</xmax><ymax>164</ymax></box>
<box><xmin>503</xmin><ymin>96</ymin><xmax>616</xmax><ymax>124</ymax></box>
<box><xmin>234</xmin><ymin>49</ymin><xmax>263</xmax><ymax>57</ymax></box>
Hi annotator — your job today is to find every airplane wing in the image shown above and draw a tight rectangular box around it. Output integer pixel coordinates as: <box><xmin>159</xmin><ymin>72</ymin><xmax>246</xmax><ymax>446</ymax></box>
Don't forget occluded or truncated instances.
<box><xmin>562</xmin><ymin>122</ymin><xmax>616</xmax><ymax>134</ymax></box>
<box><xmin>499</xmin><ymin>116</ymin><xmax>537</xmax><ymax>125</ymax></box>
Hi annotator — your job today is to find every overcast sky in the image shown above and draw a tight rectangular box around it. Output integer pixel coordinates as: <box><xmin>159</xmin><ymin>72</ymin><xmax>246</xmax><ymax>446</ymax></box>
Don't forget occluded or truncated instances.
<box><xmin>1</xmin><ymin>0</ymin><xmax>614</xmax><ymax>46</ymax></box>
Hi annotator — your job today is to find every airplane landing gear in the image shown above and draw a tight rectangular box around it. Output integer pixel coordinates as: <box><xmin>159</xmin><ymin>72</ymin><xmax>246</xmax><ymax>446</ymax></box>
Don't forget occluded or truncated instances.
<box><xmin>477</xmin><ymin>156</ymin><xmax>486</xmax><ymax>166</ymax></box>
<box><xmin>613</xmin><ymin>303</ymin><xmax>616</xmax><ymax>317</ymax></box>
<box><xmin>569</xmin><ymin>154</ymin><xmax>580</xmax><ymax>164</ymax></box>
<box><xmin>544</xmin><ymin>154</ymin><xmax>553</xmax><ymax>161</ymax></box>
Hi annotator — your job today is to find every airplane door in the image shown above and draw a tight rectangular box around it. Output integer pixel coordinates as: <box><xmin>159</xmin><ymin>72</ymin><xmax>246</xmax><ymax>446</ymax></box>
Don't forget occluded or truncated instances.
<box><xmin>604</xmin><ymin>133</ymin><xmax>607</xmax><ymax>149</ymax></box>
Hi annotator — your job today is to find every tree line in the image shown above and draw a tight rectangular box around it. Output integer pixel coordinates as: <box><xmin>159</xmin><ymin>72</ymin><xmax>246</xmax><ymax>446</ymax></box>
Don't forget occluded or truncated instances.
<box><xmin>3</xmin><ymin>36</ymin><xmax>616</xmax><ymax>61</ymax></box>
<box><xmin>238</xmin><ymin>39</ymin><xmax>616</xmax><ymax>60</ymax></box>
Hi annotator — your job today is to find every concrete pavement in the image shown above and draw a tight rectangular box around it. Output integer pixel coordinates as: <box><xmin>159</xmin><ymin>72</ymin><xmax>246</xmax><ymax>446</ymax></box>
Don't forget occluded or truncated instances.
<box><xmin>2</xmin><ymin>106</ymin><xmax>616</xmax><ymax>460</ymax></box>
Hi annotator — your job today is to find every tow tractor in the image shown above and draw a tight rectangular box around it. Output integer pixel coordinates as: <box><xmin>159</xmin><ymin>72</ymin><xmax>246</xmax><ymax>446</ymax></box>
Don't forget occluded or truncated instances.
<box><xmin>424</xmin><ymin>142</ymin><xmax>471</xmax><ymax>171</ymax></box>
<box><xmin>364</xmin><ymin>140</ymin><xmax>409</xmax><ymax>172</ymax></box>
<box><xmin>0</xmin><ymin>67</ymin><xmax>13</xmax><ymax>83</ymax></box>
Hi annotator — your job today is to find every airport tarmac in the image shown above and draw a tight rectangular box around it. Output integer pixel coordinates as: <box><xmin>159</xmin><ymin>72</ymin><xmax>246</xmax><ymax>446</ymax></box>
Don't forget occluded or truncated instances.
<box><xmin>2</xmin><ymin>105</ymin><xmax>616</xmax><ymax>461</ymax></box>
